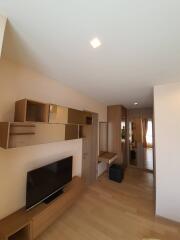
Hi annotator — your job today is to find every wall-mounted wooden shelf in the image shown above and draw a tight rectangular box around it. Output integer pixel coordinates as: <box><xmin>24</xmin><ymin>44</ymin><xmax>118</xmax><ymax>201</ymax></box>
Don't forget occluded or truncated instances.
<box><xmin>0</xmin><ymin>99</ymin><xmax>93</xmax><ymax>149</ymax></box>
<box><xmin>49</xmin><ymin>104</ymin><xmax>92</xmax><ymax>125</ymax></box>
<box><xmin>0</xmin><ymin>177</ymin><xmax>85</xmax><ymax>240</ymax></box>
<box><xmin>10</xmin><ymin>132</ymin><xmax>35</xmax><ymax>136</ymax></box>
<box><xmin>0</xmin><ymin>122</ymin><xmax>83</xmax><ymax>149</ymax></box>
<box><xmin>10</xmin><ymin>124</ymin><xmax>35</xmax><ymax>128</ymax></box>
<box><xmin>15</xmin><ymin>99</ymin><xmax>49</xmax><ymax>123</ymax></box>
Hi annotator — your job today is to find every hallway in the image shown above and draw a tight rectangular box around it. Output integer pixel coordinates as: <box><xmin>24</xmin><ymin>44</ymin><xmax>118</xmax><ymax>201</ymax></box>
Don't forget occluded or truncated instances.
<box><xmin>38</xmin><ymin>168</ymin><xmax>180</xmax><ymax>240</ymax></box>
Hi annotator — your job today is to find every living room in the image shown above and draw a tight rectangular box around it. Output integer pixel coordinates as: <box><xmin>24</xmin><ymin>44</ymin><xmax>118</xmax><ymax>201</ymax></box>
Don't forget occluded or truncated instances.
<box><xmin>0</xmin><ymin>1</ymin><xmax>180</xmax><ymax>240</ymax></box>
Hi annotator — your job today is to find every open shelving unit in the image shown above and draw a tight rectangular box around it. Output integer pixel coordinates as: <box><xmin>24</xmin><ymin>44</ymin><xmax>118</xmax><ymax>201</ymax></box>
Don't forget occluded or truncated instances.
<box><xmin>0</xmin><ymin>99</ymin><xmax>93</xmax><ymax>149</ymax></box>
<box><xmin>15</xmin><ymin>99</ymin><xmax>49</xmax><ymax>123</ymax></box>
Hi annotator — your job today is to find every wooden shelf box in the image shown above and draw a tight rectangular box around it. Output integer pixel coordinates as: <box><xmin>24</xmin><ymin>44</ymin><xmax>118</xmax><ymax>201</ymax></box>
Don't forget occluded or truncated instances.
<box><xmin>0</xmin><ymin>123</ymin><xmax>36</xmax><ymax>149</ymax></box>
<box><xmin>15</xmin><ymin>99</ymin><xmax>49</xmax><ymax>123</ymax></box>
<box><xmin>49</xmin><ymin>104</ymin><xmax>85</xmax><ymax>124</ymax></box>
<box><xmin>0</xmin><ymin>99</ymin><xmax>94</xmax><ymax>149</ymax></box>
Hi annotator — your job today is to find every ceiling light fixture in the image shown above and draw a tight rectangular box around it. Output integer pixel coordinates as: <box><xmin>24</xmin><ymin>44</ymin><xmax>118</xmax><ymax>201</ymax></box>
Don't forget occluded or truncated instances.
<box><xmin>134</xmin><ymin>102</ymin><xmax>138</xmax><ymax>105</ymax></box>
<box><xmin>90</xmin><ymin>38</ymin><xmax>101</xmax><ymax>48</ymax></box>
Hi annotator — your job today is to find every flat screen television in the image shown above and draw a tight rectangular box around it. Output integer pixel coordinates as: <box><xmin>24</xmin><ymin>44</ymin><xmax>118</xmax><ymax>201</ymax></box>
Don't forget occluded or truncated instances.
<box><xmin>26</xmin><ymin>156</ymin><xmax>72</xmax><ymax>210</ymax></box>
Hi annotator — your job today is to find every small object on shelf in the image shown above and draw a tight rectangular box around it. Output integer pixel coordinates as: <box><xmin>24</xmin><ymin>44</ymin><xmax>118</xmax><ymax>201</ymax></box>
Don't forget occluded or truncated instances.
<box><xmin>109</xmin><ymin>164</ymin><xmax>124</xmax><ymax>183</ymax></box>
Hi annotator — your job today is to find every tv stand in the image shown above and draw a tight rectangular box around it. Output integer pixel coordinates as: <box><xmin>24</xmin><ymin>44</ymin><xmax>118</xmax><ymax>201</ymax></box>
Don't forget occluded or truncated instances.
<box><xmin>44</xmin><ymin>188</ymin><xmax>64</xmax><ymax>204</ymax></box>
<box><xmin>0</xmin><ymin>177</ymin><xmax>85</xmax><ymax>240</ymax></box>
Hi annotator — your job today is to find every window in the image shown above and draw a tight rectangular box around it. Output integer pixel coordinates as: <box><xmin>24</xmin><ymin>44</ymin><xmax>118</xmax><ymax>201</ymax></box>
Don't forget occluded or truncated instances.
<box><xmin>146</xmin><ymin>120</ymin><xmax>153</xmax><ymax>146</ymax></box>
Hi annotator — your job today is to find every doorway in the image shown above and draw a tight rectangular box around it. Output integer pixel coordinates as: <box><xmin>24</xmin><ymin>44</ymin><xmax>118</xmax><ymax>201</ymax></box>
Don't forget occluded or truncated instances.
<box><xmin>128</xmin><ymin>108</ymin><xmax>154</xmax><ymax>172</ymax></box>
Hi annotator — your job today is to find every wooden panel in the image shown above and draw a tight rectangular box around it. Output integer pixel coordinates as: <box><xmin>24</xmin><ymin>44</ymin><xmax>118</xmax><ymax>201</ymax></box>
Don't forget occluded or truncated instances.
<box><xmin>99</xmin><ymin>122</ymin><xmax>108</xmax><ymax>153</ymax></box>
<box><xmin>9</xmin><ymin>123</ymin><xmax>65</xmax><ymax>148</ymax></box>
<box><xmin>107</xmin><ymin>105</ymin><xmax>122</xmax><ymax>163</ymax></box>
<box><xmin>42</xmin><ymin>104</ymin><xmax>49</xmax><ymax>123</ymax></box>
<box><xmin>0</xmin><ymin>122</ymin><xmax>80</xmax><ymax>149</ymax></box>
<box><xmin>49</xmin><ymin>104</ymin><xmax>68</xmax><ymax>124</ymax></box>
<box><xmin>32</xmin><ymin>178</ymin><xmax>82</xmax><ymax>239</ymax></box>
<box><xmin>83</xmin><ymin>111</ymin><xmax>93</xmax><ymax>125</ymax></box>
<box><xmin>65</xmin><ymin>124</ymin><xmax>78</xmax><ymax>140</ymax></box>
<box><xmin>8</xmin><ymin>225</ymin><xmax>31</xmax><ymax>240</ymax></box>
<box><xmin>82</xmin><ymin>113</ymin><xmax>98</xmax><ymax>184</ymax></box>
<box><xmin>68</xmin><ymin>108</ymin><xmax>84</xmax><ymax>124</ymax></box>
<box><xmin>14</xmin><ymin>99</ymin><xmax>27</xmax><ymax>122</ymax></box>
<box><xmin>0</xmin><ymin>122</ymin><xmax>10</xmax><ymax>149</ymax></box>
<box><xmin>107</xmin><ymin>105</ymin><xmax>128</xmax><ymax>165</ymax></box>
<box><xmin>14</xmin><ymin>99</ymin><xmax>49</xmax><ymax>123</ymax></box>
<box><xmin>26</xmin><ymin>100</ymin><xmax>49</xmax><ymax>123</ymax></box>
<box><xmin>10</xmin><ymin>123</ymin><xmax>35</xmax><ymax>136</ymax></box>
<box><xmin>98</xmin><ymin>152</ymin><xmax>117</xmax><ymax>164</ymax></box>
<box><xmin>0</xmin><ymin>214</ymin><xmax>31</xmax><ymax>240</ymax></box>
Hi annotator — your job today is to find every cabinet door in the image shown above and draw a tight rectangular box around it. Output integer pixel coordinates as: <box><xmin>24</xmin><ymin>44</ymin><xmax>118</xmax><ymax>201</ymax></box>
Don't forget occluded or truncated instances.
<box><xmin>49</xmin><ymin>104</ymin><xmax>68</xmax><ymax>124</ymax></box>
<box><xmin>0</xmin><ymin>122</ymin><xmax>10</xmax><ymax>149</ymax></box>
<box><xmin>68</xmin><ymin>108</ymin><xmax>84</xmax><ymax>124</ymax></box>
<box><xmin>65</xmin><ymin>125</ymin><xmax>79</xmax><ymax>140</ymax></box>
<box><xmin>14</xmin><ymin>99</ymin><xmax>27</xmax><ymax>122</ymax></box>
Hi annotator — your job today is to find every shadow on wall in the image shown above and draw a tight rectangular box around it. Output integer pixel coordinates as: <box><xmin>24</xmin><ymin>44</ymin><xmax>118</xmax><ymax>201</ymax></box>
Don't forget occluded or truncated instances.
<box><xmin>2</xmin><ymin>20</ymin><xmax>52</xmax><ymax>76</ymax></box>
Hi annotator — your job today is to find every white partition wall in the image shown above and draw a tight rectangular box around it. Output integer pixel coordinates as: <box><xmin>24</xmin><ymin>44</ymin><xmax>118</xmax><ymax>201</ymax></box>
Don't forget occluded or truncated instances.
<box><xmin>0</xmin><ymin>15</ymin><xmax>7</xmax><ymax>57</ymax></box>
<box><xmin>154</xmin><ymin>82</ymin><xmax>180</xmax><ymax>222</ymax></box>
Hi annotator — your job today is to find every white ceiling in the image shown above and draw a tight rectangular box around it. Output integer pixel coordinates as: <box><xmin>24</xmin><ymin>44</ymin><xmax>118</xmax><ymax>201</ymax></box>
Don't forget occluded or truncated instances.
<box><xmin>1</xmin><ymin>0</ymin><xmax>180</xmax><ymax>108</ymax></box>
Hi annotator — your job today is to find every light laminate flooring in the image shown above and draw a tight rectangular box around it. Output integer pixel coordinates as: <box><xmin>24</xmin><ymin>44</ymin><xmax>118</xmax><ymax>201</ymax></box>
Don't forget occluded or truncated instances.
<box><xmin>38</xmin><ymin>168</ymin><xmax>180</xmax><ymax>240</ymax></box>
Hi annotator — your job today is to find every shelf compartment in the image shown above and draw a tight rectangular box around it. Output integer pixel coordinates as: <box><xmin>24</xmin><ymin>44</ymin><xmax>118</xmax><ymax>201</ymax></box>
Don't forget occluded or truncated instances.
<box><xmin>10</xmin><ymin>132</ymin><xmax>35</xmax><ymax>136</ymax></box>
<box><xmin>10</xmin><ymin>123</ymin><xmax>36</xmax><ymax>137</ymax></box>
<box><xmin>14</xmin><ymin>99</ymin><xmax>49</xmax><ymax>123</ymax></box>
<box><xmin>8</xmin><ymin>225</ymin><xmax>31</xmax><ymax>240</ymax></box>
<box><xmin>65</xmin><ymin>124</ymin><xmax>79</xmax><ymax>140</ymax></box>
<box><xmin>11</xmin><ymin>124</ymin><xmax>35</xmax><ymax>128</ymax></box>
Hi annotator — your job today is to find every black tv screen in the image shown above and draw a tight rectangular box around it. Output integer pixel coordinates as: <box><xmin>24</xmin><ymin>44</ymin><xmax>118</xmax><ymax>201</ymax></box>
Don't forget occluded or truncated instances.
<box><xmin>26</xmin><ymin>156</ymin><xmax>72</xmax><ymax>210</ymax></box>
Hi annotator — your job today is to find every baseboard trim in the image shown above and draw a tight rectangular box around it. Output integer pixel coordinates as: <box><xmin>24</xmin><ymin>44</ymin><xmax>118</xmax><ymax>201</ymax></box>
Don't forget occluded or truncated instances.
<box><xmin>155</xmin><ymin>214</ymin><xmax>180</xmax><ymax>226</ymax></box>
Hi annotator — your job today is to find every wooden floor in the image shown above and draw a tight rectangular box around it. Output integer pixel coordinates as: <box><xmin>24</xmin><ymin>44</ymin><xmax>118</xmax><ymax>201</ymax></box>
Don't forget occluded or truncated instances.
<box><xmin>38</xmin><ymin>168</ymin><xmax>180</xmax><ymax>240</ymax></box>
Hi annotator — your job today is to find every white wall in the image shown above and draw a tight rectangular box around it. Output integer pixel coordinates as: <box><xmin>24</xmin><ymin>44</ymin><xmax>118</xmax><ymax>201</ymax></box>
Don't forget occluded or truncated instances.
<box><xmin>0</xmin><ymin>15</ymin><xmax>6</xmax><ymax>57</ymax></box>
<box><xmin>154</xmin><ymin>82</ymin><xmax>180</xmax><ymax>222</ymax></box>
<box><xmin>0</xmin><ymin>59</ymin><xmax>107</xmax><ymax>220</ymax></box>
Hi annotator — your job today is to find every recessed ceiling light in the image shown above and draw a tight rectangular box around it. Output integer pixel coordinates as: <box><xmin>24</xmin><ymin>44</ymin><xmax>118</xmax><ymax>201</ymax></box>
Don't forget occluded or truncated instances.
<box><xmin>134</xmin><ymin>102</ymin><xmax>138</xmax><ymax>105</ymax></box>
<box><xmin>90</xmin><ymin>38</ymin><xmax>101</xmax><ymax>48</ymax></box>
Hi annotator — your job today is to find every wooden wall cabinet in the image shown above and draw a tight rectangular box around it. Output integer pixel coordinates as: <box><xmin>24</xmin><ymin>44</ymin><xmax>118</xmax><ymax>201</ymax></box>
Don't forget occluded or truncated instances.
<box><xmin>15</xmin><ymin>100</ymin><xmax>91</xmax><ymax>125</ymax></box>
<box><xmin>15</xmin><ymin>99</ymin><xmax>49</xmax><ymax>123</ymax></box>
<box><xmin>49</xmin><ymin>105</ymin><xmax>68</xmax><ymax>124</ymax></box>
<box><xmin>0</xmin><ymin>122</ymin><xmax>36</xmax><ymax>149</ymax></box>
<box><xmin>65</xmin><ymin>124</ymin><xmax>79</xmax><ymax>140</ymax></box>
<box><xmin>0</xmin><ymin>99</ymin><xmax>94</xmax><ymax>149</ymax></box>
<box><xmin>0</xmin><ymin>177</ymin><xmax>85</xmax><ymax>240</ymax></box>
<box><xmin>68</xmin><ymin>108</ymin><xmax>84</xmax><ymax>124</ymax></box>
<box><xmin>0</xmin><ymin>122</ymin><xmax>82</xmax><ymax>149</ymax></box>
<box><xmin>49</xmin><ymin>104</ymin><xmax>90</xmax><ymax>125</ymax></box>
